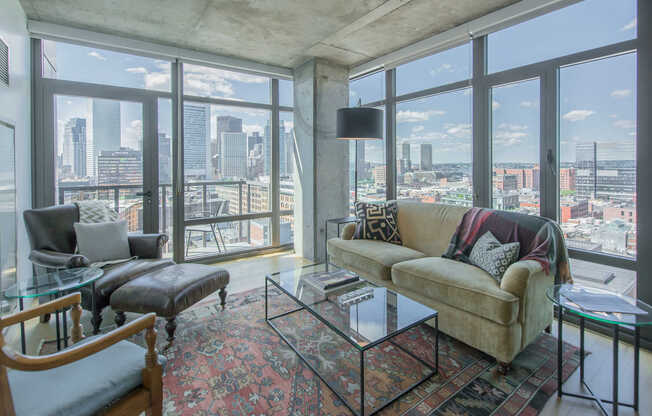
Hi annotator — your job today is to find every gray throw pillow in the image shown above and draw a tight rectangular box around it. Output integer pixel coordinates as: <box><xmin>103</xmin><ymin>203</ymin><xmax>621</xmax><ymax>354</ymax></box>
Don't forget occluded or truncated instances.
<box><xmin>74</xmin><ymin>220</ymin><xmax>132</xmax><ymax>264</ymax></box>
<box><xmin>469</xmin><ymin>231</ymin><xmax>520</xmax><ymax>283</ymax></box>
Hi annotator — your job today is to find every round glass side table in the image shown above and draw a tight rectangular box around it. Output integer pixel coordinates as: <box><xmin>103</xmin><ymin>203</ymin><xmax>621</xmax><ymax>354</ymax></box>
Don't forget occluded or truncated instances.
<box><xmin>3</xmin><ymin>267</ymin><xmax>104</xmax><ymax>354</ymax></box>
<box><xmin>547</xmin><ymin>284</ymin><xmax>652</xmax><ymax>416</ymax></box>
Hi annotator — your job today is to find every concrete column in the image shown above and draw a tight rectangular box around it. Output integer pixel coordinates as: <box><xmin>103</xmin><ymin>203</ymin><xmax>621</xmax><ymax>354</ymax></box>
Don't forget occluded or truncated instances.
<box><xmin>293</xmin><ymin>58</ymin><xmax>349</xmax><ymax>260</ymax></box>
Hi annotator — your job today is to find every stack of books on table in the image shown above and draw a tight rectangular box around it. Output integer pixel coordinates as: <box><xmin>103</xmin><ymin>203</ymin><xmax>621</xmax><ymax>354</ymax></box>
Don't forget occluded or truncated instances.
<box><xmin>300</xmin><ymin>270</ymin><xmax>360</xmax><ymax>295</ymax></box>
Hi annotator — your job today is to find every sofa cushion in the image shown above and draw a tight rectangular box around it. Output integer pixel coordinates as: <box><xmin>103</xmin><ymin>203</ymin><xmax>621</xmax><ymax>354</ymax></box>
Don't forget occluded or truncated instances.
<box><xmin>353</xmin><ymin>201</ymin><xmax>402</xmax><ymax>245</ymax></box>
<box><xmin>328</xmin><ymin>238</ymin><xmax>426</xmax><ymax>281</ymax></box>
<box><xmin>8</xmin><ymin>340</ymin><xmax>157</xmax><ymax>416</ymax></box>
<box><xmin>395</xmin><ymin>201</ymin><xmax>468</xmax><ymax>256</ymax></box>
<box><xmin>391</xmin><ymin>257</ymin><xmax>519</xmax><ymax>325</ymax></box>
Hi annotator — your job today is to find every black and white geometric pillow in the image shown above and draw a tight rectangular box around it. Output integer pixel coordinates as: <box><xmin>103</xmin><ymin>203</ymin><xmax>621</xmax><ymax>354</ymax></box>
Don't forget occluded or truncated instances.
<box><xmin>469</xmin><ymin>231</ymin><xmax>520</xmax><ymax>283</ymax></box>
<box><xmin>353</xmin><ymin>201</ymin><xmax>402</xmax><ymax>245</ymax></box>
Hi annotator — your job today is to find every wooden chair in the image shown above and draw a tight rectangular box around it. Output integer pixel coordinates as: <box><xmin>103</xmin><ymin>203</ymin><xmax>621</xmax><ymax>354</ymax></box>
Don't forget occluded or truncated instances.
<box><xmin>0</xmin><ymin>293</ymin><xmax>163</xmax><ymax>416</ymax></box>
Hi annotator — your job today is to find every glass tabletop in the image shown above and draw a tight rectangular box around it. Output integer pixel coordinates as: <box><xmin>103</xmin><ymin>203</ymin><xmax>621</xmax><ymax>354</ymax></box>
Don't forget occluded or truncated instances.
<box><xmin>547</xmin><ymin>284</ymin><xmax>652</xmax><ymax>327</ymax></box>
<box><xmin>266</xmin><ymin>263</ymin><xmax>438</xmax><ymax>350</ymax></box>
<box><xmin>3</xmin><ymin>267</ymin><xmax>104</xmax><ymax>299</ymax></box>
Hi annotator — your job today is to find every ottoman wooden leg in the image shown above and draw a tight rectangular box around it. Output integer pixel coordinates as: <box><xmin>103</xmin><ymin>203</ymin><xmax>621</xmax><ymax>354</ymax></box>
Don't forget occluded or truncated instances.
<box><xmin>114</xmin><ymin>311</ymin><xmax>126</xmax><ymax>327</ymax></box>
<box><xmin>165</xmin><ymin>317</ymin><xmax>177</xmax><ymax>342</ymax></box>
<box><xmin>219</xmin><ymin>287</ymin><xmax>227</xmax><ymax>310</ymax></box>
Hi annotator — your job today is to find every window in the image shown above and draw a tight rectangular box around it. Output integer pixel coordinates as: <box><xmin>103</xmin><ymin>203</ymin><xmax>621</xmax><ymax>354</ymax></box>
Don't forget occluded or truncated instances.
<box><xmin>349</xmin><ymin>71</ymin><xmax>385</xmax><ymax>105</ymax></box>
<box><xmin>42</xmin><ymin>40</ymin><xmax>171</xmax><ymax>91</ymax></box>
<box><xmin>491</xmin><ymin>79</ymin><xmax>540</xmax><ymax>214</ymax></box>
<box><xmin>559</xmin><ymin>53</ymin><xmax>637</xmax><ymax>260</ymax></box>
<box><xmin>350</xmin><ymin>106</ymin><xmax>386</xmax><ymax>213</ymax></box>
<box><xmin>487</xmin><ymin>0</ymin><xmax>636</xmax><ymax>73</ymax></box>
<box><xmin>279</xmin><ymin>79</ymin><xmax>294</xmax><ymax>107</ymax></box>
<box><xmin>158</xmin><ymin>98</ymin><xmax>173</xmax><ymax>257</ymax></box>
<box><xmin>396</xmin><ymin>88</ymin><xmax>472</xmax><ymax>204</ymax></box>
<box><xmin>396</xmin><ymin>43</ymin><xmax>471</xmax><ymax>96</ymax></box>
<box><xmin>54</xmin><ymin>95</ymin><xmax>146</xmax><ymax>233</ymax></box>
<box><xmin>183</xmin><ymin>63</ymin><xmax>270</xmax><ymax>103</ymax></box>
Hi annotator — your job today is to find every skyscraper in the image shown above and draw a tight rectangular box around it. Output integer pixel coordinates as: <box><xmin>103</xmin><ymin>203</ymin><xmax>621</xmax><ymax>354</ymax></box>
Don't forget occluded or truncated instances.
<box><xmin>221</xmin><ymin>132</ymin><xmax>248</xmax><ymax>178</ymax></box>
<box><xmin>183</xmin><ymin>103</ymin><xmax>211</xmax><ymax>178</ymax></box>
<box><xmin>402</xmin><ymin>143</ymin><xmax>411</xmax><ymax>162</ymax></box>
<box><xmin>98</xmin><ymin>148</ymin><xmax>142</xmax><ymax>185</ymax></box>
<box><xmin>420</xmin><ymin>143</ymin><xmax>433</xmax><ymax>171</ymax></box>
<box><xmin>356</xmin><ymin>140</ymin><xmax>366</xmax><ymax>180</ymax></box>
<box><xmin>575</xmin><ymin>141</ymin><xmax>635</xmax><ymax>201</ymax></box>
<box><xmin>92</xmin><ymin>99</ymin><xmax>121</xmax><ymax>178</ymax></box>
<box><xmin>62</xmin><ymin>118</ymin><xmax>87</xmax><ymax>178</ymax></box>
<box><xmin>214</xmin><ymin>116</ymin><xmax>243</xmax><ymax>172</ymax></box>
<box><xmin>158</xmin><ymin>133</ymin><xmax>172</xmax><ymax>185</ymax></box>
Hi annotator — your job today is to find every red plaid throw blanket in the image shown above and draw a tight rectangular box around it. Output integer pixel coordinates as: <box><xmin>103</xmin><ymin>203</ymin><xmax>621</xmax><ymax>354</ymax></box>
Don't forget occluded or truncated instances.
<box><xmin>443</xmin><ymin>207</ymin><xmax>572</xmax><ymax>284</ymax></box>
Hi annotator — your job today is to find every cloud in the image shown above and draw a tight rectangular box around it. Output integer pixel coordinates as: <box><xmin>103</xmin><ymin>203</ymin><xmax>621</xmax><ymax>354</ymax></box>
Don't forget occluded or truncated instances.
<box><xmin>412</xmin><ymin>125</ymin><xmax>424</xmax><ymax>133</ymax></box>
<box><xmin>183</xmin><ymin>64</ymin><xmax>268</xmax><ymax>98</ymax></box>
<box><xmin>494</xmin><ymin>130</ymin><xmax>527</xmax><ymax>146</ymax></box>
<box><xmin>125</xmin><ymin>119</ymin><xmax>142</xmax><ymax>149</ymax></box>
<box><xmin>610</xmin><ymin>89</ymin><xmax>631</xmax><ymax>98</ymax></box>
<box><xmin>563</xmin><ymin>110</ymin><xmax>595</xmax><ymax>122</ymax></box>
<box><xmin>123</xmin><ymin>66</ymin><xmax>171</xmax><ymax>90</ymax></box>
<box><xmin>613</xmin><ymin>119</ymin><xmax>635</xmax><ymax>129</ymax></box>
<box><xmin>243</xmin><ymin>123</ymin><xmax>264</xmax><ymax>135</ymax></box>
<box><xmin>88</xmin><ymin>51</ymin><xmax>107</xmax><ymax>61</ymax></box>
<box><xmin>492</xmin><ymin>100</ymin><xmax>500</xmax><ymax>110</ymax></box>
<box><xmin>396</xmin><ymin>109</ymin><xmax>446</xmax><ymax>122</ymax></box>
<box><xmin>520</xmin><ymin>100</ymin><xmax>535</xmax><ymax>108</ymax></box>
<box><xmin>125</xmin><ymin>67</ymin><xmax>148</xmax><ymax>74</ymax></box>
<box><xmin>621</xmin><ymin>17</ymin><xmax>636</xmax><ymax>31</ymax></box>
<box><xmin>497</xmin><ymin>123</ymin><xmax>528</xmax><ymax>131</ymax></box>
<box><xmin>429</xmin><ymin>63</ymin><xmax>453</xmax><ymax>77</ymax></box>
<box><xmin>444</xmin><ymin>123</ymin><xmax>471</xmax><ymax>139</ymax></box>
<box><xmin>282</xmin><ymin>120</ymin><xmax>294</xmax><ymax>131</ymax></box>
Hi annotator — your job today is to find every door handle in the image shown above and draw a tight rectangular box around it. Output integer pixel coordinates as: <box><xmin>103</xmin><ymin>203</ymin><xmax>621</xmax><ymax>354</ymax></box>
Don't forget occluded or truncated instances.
<box><xmin>136</xmin><ymin>190</ymin><xmax>153</xmax><ymax>197</ymax></box>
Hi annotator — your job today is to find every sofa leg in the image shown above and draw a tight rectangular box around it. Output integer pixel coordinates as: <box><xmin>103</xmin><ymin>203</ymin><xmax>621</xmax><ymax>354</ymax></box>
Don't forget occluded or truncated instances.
<box><xmin>497</xmin><ymin>361</ymin><xmax>511</xmax><ymax>375</ymax></box>
<box><xmin>219</xmin><ymin>287</ymin><xmax>227</xmax><ymax>310</ymax></box>
<box><xmin>545</xmin><ymin>325</ymin><xmax>552</xmax><ymax>334</ymax></box>
<box><xmin>114</xmin><ymin>311</ymin><xmax>126</xmax><ymax>327</ymax></box>
<box><xmin>165</xmin><ymin>317</ymin><xmax>177</xmax><ymax>342</ymax></box>
<box><xmin>91</xmin><ymin>307</ymin><xmax>103</xmax><ymax>335</ymax></box>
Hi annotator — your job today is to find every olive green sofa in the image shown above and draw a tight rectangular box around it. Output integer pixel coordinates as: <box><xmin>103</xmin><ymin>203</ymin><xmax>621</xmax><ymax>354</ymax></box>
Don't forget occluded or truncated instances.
<box><xmin>327</xmin><ymin>201</ymin><xmax>556</xmax><ymax>368</ymax></box>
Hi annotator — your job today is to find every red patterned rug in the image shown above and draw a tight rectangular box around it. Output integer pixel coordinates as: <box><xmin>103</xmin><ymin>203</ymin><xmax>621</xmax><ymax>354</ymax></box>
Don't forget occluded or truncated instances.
<box><xmin>43</xmin><ymin>286</ymin><xmax>581</xmax><ymax>415</ymax></box>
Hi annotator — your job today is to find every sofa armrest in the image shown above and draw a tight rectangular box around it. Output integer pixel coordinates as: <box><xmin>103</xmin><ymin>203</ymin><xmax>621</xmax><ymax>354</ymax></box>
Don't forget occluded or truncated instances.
<box><xmin>341</xmin><ymin>223</ymin><xmax>356</xmax><ymax>240</ymax></box>
<box><xmin>28</xmin><ymin>249</ymin><xmax>90</xmax><ymax>269</ymax></box>
<box><xmin>501</xmin><ymin>260</ymin><xmax>554</xmax><ymax>346</ymax></box>
<box><xmin>128</xmin><ymin>234</ymin><xmax>168</xmax><ymax>259</ymax></box>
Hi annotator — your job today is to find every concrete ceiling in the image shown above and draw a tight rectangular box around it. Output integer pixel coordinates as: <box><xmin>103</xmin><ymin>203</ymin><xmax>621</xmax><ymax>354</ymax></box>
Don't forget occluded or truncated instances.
<box><xmin>19</xmin><ymin>0</ymin><xmax>519</xmax><ymax>70</ymax></box>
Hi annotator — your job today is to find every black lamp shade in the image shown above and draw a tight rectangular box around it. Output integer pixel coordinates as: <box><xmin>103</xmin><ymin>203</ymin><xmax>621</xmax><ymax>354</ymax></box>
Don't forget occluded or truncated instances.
<box><xmin>336</xmin><ymin>107</ymin><xmax>383</xmax><ymax>140</ymax></box>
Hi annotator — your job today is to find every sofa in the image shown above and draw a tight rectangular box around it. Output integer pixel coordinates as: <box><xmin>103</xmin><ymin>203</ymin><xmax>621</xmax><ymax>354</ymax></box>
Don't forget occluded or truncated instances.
<box><xmin>327</xmin><ymin>201</ymin><xmax>557</xmax><ymax>369</ymax></box>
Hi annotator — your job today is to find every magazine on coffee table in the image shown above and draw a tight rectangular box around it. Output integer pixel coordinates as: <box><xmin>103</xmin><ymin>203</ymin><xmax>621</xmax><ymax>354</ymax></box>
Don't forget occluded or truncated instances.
<box><xmin>300</xmin><ymin>269</ymin><xmax>359</xmax><ymax>292</ymax></box>
<box><xmin>560</xmin><ymin>286</ymin><xmax>648</xmax><ymax>315</ymax></box>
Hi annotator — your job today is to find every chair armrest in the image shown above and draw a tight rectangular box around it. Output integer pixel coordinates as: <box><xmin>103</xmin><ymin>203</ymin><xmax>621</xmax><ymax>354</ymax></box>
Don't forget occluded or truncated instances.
<box><xmin>500</xmin><ymin>260</ymin><xmax>544</xmax><ymax>300</ymax></box>
<box><xmin>0</xmin><ymin>293</ymin><xmax>82</xmax><ymax>329</ymax></box>
<box><xmin>0</xmin><ymin>313</ymin><xmax>158</xmax><ymax>372</ymax></box>
<box><xmin>28</xmin><ymin>249</ymin><xmax>89</xmax><ymax>269</ymax></box>
<box><xmin>341</xmin><ymin>223</ymin><xmax>356</xmax><ymax>240</ymax></box>
<box><xmin>128</xmin><ymin>233</ymin><xmax>168</xmax><ymax>259</ymax></box>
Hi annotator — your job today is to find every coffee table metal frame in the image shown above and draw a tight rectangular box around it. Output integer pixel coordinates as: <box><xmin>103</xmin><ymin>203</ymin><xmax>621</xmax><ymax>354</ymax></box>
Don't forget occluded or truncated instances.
<box><xmin>550</xmin><ymin>287</ymin><xmax>643</xmax><ymax>416</ymax></box>
<box><xmin>265</xmin><ymin>268</ymin><xmax>438</xmax><ymax>416</ymax></box>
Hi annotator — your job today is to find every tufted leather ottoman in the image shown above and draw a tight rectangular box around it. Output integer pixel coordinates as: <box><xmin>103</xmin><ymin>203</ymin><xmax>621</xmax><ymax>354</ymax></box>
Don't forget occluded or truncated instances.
<box><xmin>109</xmin><ymin>264</ymin><xmax>229</xmax><ymax>341</ymax></box>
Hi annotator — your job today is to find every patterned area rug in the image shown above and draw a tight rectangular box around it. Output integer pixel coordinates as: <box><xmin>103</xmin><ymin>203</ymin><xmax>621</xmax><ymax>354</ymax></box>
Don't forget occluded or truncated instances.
<box><xmin>42</xmin><ymin>287</ymin><xmax>581</xmax><ymax>415</ymax></box>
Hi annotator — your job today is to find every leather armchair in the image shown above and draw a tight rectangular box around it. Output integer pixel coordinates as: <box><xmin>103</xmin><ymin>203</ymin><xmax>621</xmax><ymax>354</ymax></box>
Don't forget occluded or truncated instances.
<box><xmin>23</xmin><ymin>204</ymin><xmax>174</xmax><ymax>333</ymax></box>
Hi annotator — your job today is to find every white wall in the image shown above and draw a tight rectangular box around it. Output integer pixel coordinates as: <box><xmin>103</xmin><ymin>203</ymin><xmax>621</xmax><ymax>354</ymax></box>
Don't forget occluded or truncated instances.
<box><xmin>0</xmin><ymin>0</ymin><xmax>32</xmax><ymax>291</ymax></box>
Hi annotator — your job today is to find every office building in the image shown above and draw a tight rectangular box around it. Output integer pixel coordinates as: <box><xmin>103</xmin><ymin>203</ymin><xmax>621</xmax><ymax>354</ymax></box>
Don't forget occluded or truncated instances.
<box><xmin>183</xmin><ymin>102</ymin><xmax>211</xmax><ymax>178</ymax></box>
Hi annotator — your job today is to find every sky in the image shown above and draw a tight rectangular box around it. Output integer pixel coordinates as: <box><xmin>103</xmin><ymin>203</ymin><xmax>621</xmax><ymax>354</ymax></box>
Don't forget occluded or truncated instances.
<box><xmin>349</xmin><ymin>0</ymin><xmax>637</xmax><ymax>165</ymax></box>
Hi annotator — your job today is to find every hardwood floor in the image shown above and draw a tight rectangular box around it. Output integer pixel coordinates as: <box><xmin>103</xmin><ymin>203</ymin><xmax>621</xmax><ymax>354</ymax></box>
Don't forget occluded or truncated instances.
<box><xmin>7</xmin><ymin>251</ymin><xmax>651</xmax><ymax>415</ymax></box>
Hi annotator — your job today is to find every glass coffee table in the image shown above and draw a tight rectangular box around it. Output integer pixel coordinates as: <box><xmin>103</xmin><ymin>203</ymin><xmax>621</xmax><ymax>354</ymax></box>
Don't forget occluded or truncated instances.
<box><xmin>266</xmin><ymin>263</ymin><xmax>438</xmax><ymax>416</ymax></box>
<box><xmin>3</xmin><ymin>267</ymin><xmax>104</xmax><ymax>354</ymax></box>
<box><xmin>547</xmin><ymin>284</ymin><xmax>652</xmax><ymax>416</ymax></box>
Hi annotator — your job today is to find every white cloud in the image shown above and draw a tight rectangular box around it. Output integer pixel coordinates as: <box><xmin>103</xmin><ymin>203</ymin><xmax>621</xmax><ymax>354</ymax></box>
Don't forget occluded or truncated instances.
<box><xmin>613</xmin><ymin>119</ymin><xmax>635</xmax><ymax>129</ymax></box>
<box><xmin>609</xmin><ymin>114</ymin><xmax>619</xmax><ymax>119</ymax></box>
<box><xmin>88</xmin><ymin>51</ymin><xmax>107</xmax><ymax>61</ymax></box>
<box><xmin>145</xmin><ymin>72</ymin><xmax>171</xmax><ymax>90</ymax></box>
<box><xmin>520</xmin><ymin>100</ymin><xmax>535</xmax><ymax>108</ymax></box>
<box><xmin>429</xmin><ymin>63</ymin><xmax>453</xmax><ymax>77</ymax></box>
<box><xmin>125</xmin><ymin>119</ymin><xmax>143</xmax><ymax>149</ymax></box>
<box><xmin>492</xmin><ymin>100</ymin><xmax>500</xmax><ymax>110</ymax></box>
<box><xmin>412</xmin><ymin>125</ymin><xmax>424</xmax><ymax>133</ymax></box>
<box><xmin>282</xmin><ymin>120</ymin><xmax>294</xmax><ymax>131</ymax></box>
<box><xmin>621</xmin><ymin>17</ymin><xmax>636</xmax><ymax>31</ymax></box>
<box><xmin>563</xmin><ymin>110</ymin><xmax>595</xmax><ymax>122</ymax></box>
<box><xmin>611</xmin><ymin>89</ymin><xmax>632</xmax><ymax>98</ymax></box>
<box><xmin>243</xmin><ymin>123</ymin><xmax>264</xmax><ymax>135</ymax></box>
<box><xmin>444</xmin><ymin>123</ymin><xmax>471</xmax><ymax>139</ymax></box>
<box><xmin>125</xmin><ymin>67</ymin><xmax>147</xmax><ymax>74</ymax></box>
<box><xmin>396</xmin><ymin>109</ymin><xmax>446</xmax><ymax>122</ymax></box>
<box><xmin>494</xmin><ymin>130</ymin><xmax>527</xmax><ymax>146</ymax></box>
<box><xmin>497</xmin><ymin>123</ymin><xmax>528</xmax><ymax>131</ymax></box>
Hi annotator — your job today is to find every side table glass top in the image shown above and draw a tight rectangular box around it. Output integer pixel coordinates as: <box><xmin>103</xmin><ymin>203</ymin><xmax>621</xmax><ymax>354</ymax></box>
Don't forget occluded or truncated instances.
<box><xmin>267</xmin><ymin>263</ymin><xmax>437</xmax><ymax>349</ymax></box>
<box><xmin>547</xmin><ymin>284</ymin><xmax>652</xmax><ymax>326</ymax></box>
<box><xmin>3</xmin><ymin>267</ymin><xmax>104</xmax><ymax>299</ymax></box>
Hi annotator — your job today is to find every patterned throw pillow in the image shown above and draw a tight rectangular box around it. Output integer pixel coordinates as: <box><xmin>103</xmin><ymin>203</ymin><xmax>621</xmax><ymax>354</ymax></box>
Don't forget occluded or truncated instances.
<box><xmin>353</xmin><ymin>201</ymin><xmax>402</xmax><ymax>245</ymax></box>
<box><xmin>469</xmin><ymin>231</ymin><xmax>520</xmax><ymax>283</ymax></box>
